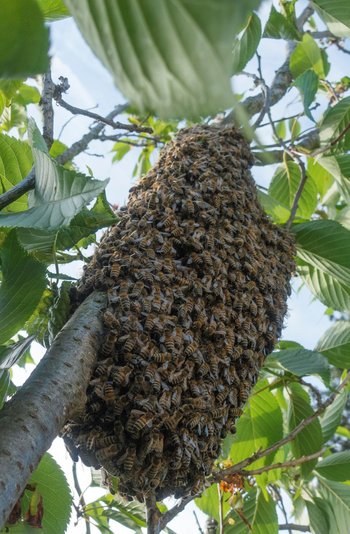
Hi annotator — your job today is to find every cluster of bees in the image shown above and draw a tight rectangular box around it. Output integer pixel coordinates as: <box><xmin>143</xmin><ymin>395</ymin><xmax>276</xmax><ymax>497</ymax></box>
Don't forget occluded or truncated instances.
<box><xmin>64</xmin><ymin>125</ymin><xmax>295</xmax><ymax>501</ymax></box>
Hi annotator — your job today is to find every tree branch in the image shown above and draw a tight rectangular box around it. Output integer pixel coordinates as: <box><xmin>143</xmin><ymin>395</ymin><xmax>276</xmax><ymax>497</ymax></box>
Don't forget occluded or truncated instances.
<box><xmin>0</xmin><ymin>292</ymin><xmax>106</xmax><ymax>529</ymax></box>
<box><xmin>279</xmin><ymin>525</ymin><xmax>310</xmax><ymax>532</ymax></box>
<box><xmin>40</xmin><ymin>67</ymin><xmax>55</xmax><ymax>149</ymax></box>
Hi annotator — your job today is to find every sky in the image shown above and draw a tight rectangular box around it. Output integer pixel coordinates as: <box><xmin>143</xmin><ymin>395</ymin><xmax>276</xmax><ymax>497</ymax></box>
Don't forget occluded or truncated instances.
<box><xmin>12</xmin><ymin>1</ymin><xmax>348</xmax><ymax>532</ymax></box>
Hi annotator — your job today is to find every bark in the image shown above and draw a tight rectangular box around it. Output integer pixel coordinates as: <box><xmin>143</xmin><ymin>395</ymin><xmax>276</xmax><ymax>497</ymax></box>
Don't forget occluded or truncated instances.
<box><xmin>0</xmin><ymin>291</ymin><xmax>106</xmax><ymax>528</ymax></box>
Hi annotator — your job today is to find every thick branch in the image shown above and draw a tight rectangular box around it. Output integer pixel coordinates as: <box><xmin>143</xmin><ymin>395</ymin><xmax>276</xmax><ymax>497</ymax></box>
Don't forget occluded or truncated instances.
<box><xmin>0</xmin><ymin>292</ymin><xmax>106</xmax><ymax>529</ymax></box>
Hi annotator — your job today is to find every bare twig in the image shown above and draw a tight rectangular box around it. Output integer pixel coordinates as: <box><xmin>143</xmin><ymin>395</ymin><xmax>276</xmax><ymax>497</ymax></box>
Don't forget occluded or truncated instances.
<box><xmin>230</xmin><ymin>449</ymin><xmax>324</xmax><ymax>477</ymax></box>
<box><xmin>279</xmin><ymin>525</ymin><xmax>310</xmax><ymax>532</ymax></box>
<box><xmin>40</xmin><ymin>67</ymin><xmax>55</xmax><ymax>148</ymax></box>
<box><xmin>217</xmin><ymin>484</ymin><xmax>224</xmax><ymax>534</ymax></box>
<box><xmin>193</xmin><ymin>510</ymin><xmax>204</xmax><ymax>534</ymax></box>
<box><xmin>214</xmin><ymin>371</ymin><xmax>350</xmax><ymax>480</ymax></box>
<box><xmin>273</xmin><ymin>486</ymin><xmax>291</xmax><ymax>534</ymax></box>
<box><xmin>72</xmin><ymin>463</ymin><xmax>91</xmax><ymax>534</ymax></box>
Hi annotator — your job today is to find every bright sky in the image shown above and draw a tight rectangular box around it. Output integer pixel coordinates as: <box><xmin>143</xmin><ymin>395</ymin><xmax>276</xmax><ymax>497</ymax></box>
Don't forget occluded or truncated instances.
<box><xmin>13</xmin><ymin>1</ymin><xmax>346</xmax><ymax>532</ymax></box>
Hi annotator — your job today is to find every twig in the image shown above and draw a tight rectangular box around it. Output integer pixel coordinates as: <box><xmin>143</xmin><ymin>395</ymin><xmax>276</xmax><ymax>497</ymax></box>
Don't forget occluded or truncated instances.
<box><xmin>335</xmin><ymin>41</ymin><xmax>350</xmax><ymax>55</ymax></box>
<box><xmin>158</xmin><ymin>495</ymin><xmax>196</xmax><ymax>531</ymax></box>
<box><xmin>273</xmin><ymin>486</ymin><xmax>291</xmax><ymax>534</ymax></box>
<box><xmin>40</xmin><ymin>66</ymin><xmax>55</xmax><ymax>148</ymax></box>
<box><xmin>55</xmin><ymin>96</ymin><xmax>152</xmax><ymax>134</ymax></box>
<box><xmin>279</xmin><ymin>525</ymin><xmax>310</xmax><ymax>532</ymax></box>
<box><xmin>72</xmin><ymin>463</ymin><xmax>91</xmax><ymax>534</ymax></box>
<box><xmin>214</xmin><ymin>371</ymin><xmax>350</xmax><ymax>479</ymax></box>
<box><xmin>285</xmin><ymin>155</ymin><xmax>308</xmax><ymax>229</ymax></box>
<box><xmin>193</xmin><ymin>510</ymin><xmax>204</xmax><ymax>534</ymax></box>
<box><xmin>145</xmin><ymin>495</ymin><xmax>160</xmax><ymax>534</ymax></box>
<box><xmin>230</xmin><ymin>449</ymin><xmax>324</xmax><ymax>477</ymax></box>
<box><xmin>217</xmin><ymin>484</ymin><xmax>224</xmax><ymax>534</ymax></box>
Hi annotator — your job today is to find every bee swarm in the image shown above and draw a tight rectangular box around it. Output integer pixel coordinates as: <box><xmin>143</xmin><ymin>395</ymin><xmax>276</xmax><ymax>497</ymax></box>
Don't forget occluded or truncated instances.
<box><xmin>64</xmin><ymin>125</ymin><xmax>295</xmax><ymax>501</ymax></box>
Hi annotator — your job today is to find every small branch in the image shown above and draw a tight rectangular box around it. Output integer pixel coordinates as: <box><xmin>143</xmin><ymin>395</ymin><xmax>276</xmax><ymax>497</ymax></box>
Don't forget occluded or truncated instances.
<box><xmin>0</xmin><ymin>168</ymin><xmax>35</xmax><ymax>210</ymax></box>
<box><xmin>145</xmin><ymin>495</ymin><xmax>160</xmax><ymax>534</ymax></box>
<box><xmin>231</xmin><ymin>449</ymin><xmax>324</xmax><ymax>477</ymax></box>
<box><xmin>158</xmin><ymin>495</ymin><xmax>196</xmax><ymax>531</ymax></box>
<box><xmin>72</xmin><ymin>463</ymin><xmax>91</xmax><ymax>534</ymax></box>
<box><xmin>279</xmin><ymin>525</ymin><xmax>310</xmax><ymax>532</ymax></box>
<box><xmin>214</xmin><ymin>371</ymin><xmax>350</xmax><ymax>480</ymax></box>
<box><xmin>193</xmin><ymin>511</ymin><xmax>204</xmax><ymax>534</ymax></box>
<box><xmin>217</xmin><ymin>484</ymin><xmax>224</xmax><ymax>534</ymax></box>
<box><xmin>273</xmin><ymin>486</ymin><xmax>291</xmax><ymax>534</ymax></box>
<box><xmin>40</xmin><ymin>67</ymin><xmax>55</xmax><ymax>148</ymax></box>
<box><xmin>55</xmin><ymin>95</ymin><xmax>152</xmax><ymax>134</ymax></box>
<box><xmin>285</xmin><ymin>155</ymin><xmax>307</xmax><ymax>229</ymax></box>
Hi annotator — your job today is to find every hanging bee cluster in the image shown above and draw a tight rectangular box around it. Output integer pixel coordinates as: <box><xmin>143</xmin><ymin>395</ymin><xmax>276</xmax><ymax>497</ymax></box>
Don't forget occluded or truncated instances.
<box><xmin>64</xmin><ymin>125</ymin><xmax>295</xmax><ymax>501</ymax></box>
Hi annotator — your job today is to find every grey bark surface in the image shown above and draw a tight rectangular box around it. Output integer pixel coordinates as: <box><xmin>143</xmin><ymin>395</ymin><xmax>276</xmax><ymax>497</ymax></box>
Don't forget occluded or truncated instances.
<box><xmin>0</xmin><ymin>291</ymin><xmax>106</xmax><ymax>528</ymax></box>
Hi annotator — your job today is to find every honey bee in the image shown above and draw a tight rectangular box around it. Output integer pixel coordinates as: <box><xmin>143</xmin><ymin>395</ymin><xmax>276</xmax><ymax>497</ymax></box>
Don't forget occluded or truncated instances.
<box><xmin>171</xmin><ymin>386</ymin><xmax>182</xmax><ymax>408</ymax></box>
<box><xmin>126</xmin><ymin>412</ymin><xmax>153</xmax><ymax>438</ymax></box>
<box><xmin>119</xmin><ymin>280</ymin><xmax>130</xmax><ymax>311</ymax></box>
<box><xmin>163</xmin><ymin>331</ymin><xmax>175</xmax><ymax>352</ymax></box>
<box><xmin>103</xmin><ymin>310</ymin><xmax>120</xmax><ymax>330</ymax></box>
<box><xmin>144</xmin><ymin>314</ymin><xmax>156</xmax><ymax>331</ymax></box>
<box><xmin>94</xmin><ymin>435</ymin><xmax>117</xmax><ymax>448</ymax></box>
<box><xmin>110</xmin><ymin>262</ymin><xmax>121</xmax><ymax>278</ymax></box>
<box><xmin>159</xmin><ymin>390</ymin><xmax>172</xmax><ymax>410</ymax></box>
<box><xmin>95</xmin><ymin>444</ymin><xmax>119</xmax><ymax>462</ymax></box>
<box><xmin>100</xmin><ymin>330</ymin><xmax>118</xmax><ymax>357</ymax></box>
<box><xmin>111</xmin><ymin>365</ymin><xmax>133</xmax><ymax>387</ymax></box>
<box><xmin>163</xmin><ymin>411</ymin><xmax>183</xmax><ymax>431</ymax></box>
<box><xmin>94</xmin><ymin>357</ymin><xmax>113</xmax><ymax>376</ymax></box>
<box><xmin>118</xmin><ymin>446</ymin><xmax>137</xmax><ymax>471</ymax></box>
<box><xmin>102</xmin><ymin>382</ymin><xmax>116</xmax><ymax>403</ymax></box>
<box><xmin>130</xmin><ymin>280</ymin><xmax>144</xmax><ymax>298</ymax></box>
<box><xmin>184</xmin><ymin>341</ymin><xmax>198</xmax><ymax>357</ymax></box>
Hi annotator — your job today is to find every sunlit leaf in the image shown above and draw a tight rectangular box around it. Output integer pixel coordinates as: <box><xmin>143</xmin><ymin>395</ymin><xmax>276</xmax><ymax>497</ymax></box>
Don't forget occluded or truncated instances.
<box><xmin>312</xmin><ymin>0</ymin><xmax>350</xmax><ymax>38</ymax></box>
<box><xmin>307</xmin><ymin>157</ymin><xmax>334</xmax><ymax>199</ymax></box>
<box><xmin>0</xmin><ymin>134</ymin><xmax>33</xmax><ymax>212</ymax></box>
<box><xmin>36</xmin><ymin>0</ymin><xmax>71</xmax><ymax>20</ymax></box>
<box><xmin>0</xmin><ymin>232</ymin><xmax>46</xmax><ymax>345</ymax></box>
<box><xmin>269</xmin><ymin>161</ymin><xmax>318</xmax><ymax>220</ymax></box>
<box><xmin>316</xmin><ymin>320</ymin><xmax>350</xmax><ymax>367</ymax></box>
<box><xmin>317</xmin><ymin>477</ymin><xmax>350</xmax><ymax>532</ymax></box>
<box><xmin>290</xmin><ymin>34</ymin><xmax>325</xmax><ymax>78</ymax></box>
<box><xmin>64</xmin><ymin>0</ymin><xmax>261</xmax><ymax>119</ymax></box>
<box><xmin>0</xmin><ymin>0</ymin><xmax>49</xmax><ymax>78</ymax></box>
<box><xmin>257</xmin><ymin>191</ymin><xmax>290</xmax><ymax>224</ymax></box>
<box><xmin>316</xmin><ymin>155</ymin><xmax>350</xmax><ymax>201</ymax></box>
<box><xmin>287</xmin><ymin>382</ymin><xmax>323</xmax><ymax>477</ymax></box>
<box><xmin>195</xmin><ymin>483</ymin><xmax>230</xmax><ymax>523</ymax></box>
<box><xmin>251</xmin><ymin>491</ymin><xmax>277</xmax><ymax>534</ymax></box>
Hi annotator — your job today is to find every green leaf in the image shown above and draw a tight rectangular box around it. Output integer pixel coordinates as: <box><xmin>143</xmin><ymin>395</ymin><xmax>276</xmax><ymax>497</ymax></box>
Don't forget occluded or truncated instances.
<box><xmin>316</xmin><ymin>320</ymin><xmax>350</xmax><ymax>367</ymax></box>
<box><xmin>321</xmin><ymin>389</ymin><xmax>348</xmax><ymax>443</ymax></box>
<box><xmin>251</xmin><ymin>491</ymin><xmax>278</xmax><ymax>534</ymax></box>
<box><xmin>320</xmin><ymin>96</ymin><xmax>350</xmax><ymax>151</ymax></box>
<box><xmin>294</xmin><ymin>70</ymin><xmax>318</xmax><ymax>121</ymax></box>
<box><xmin>225</xmin><ymin>489</ymin><xmax>257</xmax><ymax>533</ymax></box>
<box><xmin>36</xmin><ymin>0</ymin><xmax>71</xmax><ymax>20</ymax></box>
<box><xmin>316</xmin><ymin>452</ymin><xmax>350</xmax><ymax>481</ymax></box>
<box><xmin>317</xmin><ymin>477</ymin><xmax>350</xmax><ymax>533</ymax></box>
<box><xmin>293</xmin><ymin>220</ymin><xmax>350</xmax><ymax>286</ymax></box>
<box><xmin>232</xmin><ymin>13</ymin><xmax>262</xmax><ymax>75</ymax></box>
<box><xmin>263</xmin><ymin>5</ymin><xmax>300</xmax><ymax>40</ymax></box>
<box><xmin>269</xmin><ymin>161</ymin><xmax>318</xmax><ymax>220</ymax></box>
<box><xmin>0</xmin><ymin>0</ymin><xmax>49</xmax><ymax>78</ymax></box>
<box><xmin>307</xmin><ymin>157</ymin><xmax>334</xmax><ymax>199</ymax></box>
<box><xmin>0</xmin><ymin>232</ymin><xmax>46</xmax><ymax>345</ymax></box>
<box><xmin>64</xmin><ymin>0</ymin><xmax>261</xmax><ymax>119</ymax></box>
<box><xmin>0</xmin><ymin>122</ymin><xmax>108</xmax><ymax>229</ymax></box>
<box><xmin>195</xmin><ymin>483</ymin><xmax>230</xmax><ymax>523</ymax></box>
<box><xmin>16</xmin><ymin>193</ymin><xmax>117</xmax><ymax>259</ymax></box>
<box><xmin>290</xmin><ymin>34</ymin><xmax>325</xmax><ymax>79</ymax></box>
<box><xmin>257</xmin><ymin>190</ymin><xmax>290</xmax><ymax>224</ymax></box>
<box><xmin>100</xmin><ymin>494</ymin><xmax>146</xmax><ymax>533</ymax></box>
<box><xmin>306</xmin><ymin>499</ymin><xmax>330</xmax><ymax>534</ymax></box>
<box><xmin>312</xmin><ymin>0</ymin><xmax>350</xmax><ymax>38</ymax></box>
<box><xmin>287</xmin><ymin>382</ymin><xmax>323</xmax><ymax>477</ymax></box>
<box><xmin>336</xmin><ymin>206</ymin><xmax>350</xmax><ymax>230</ymax></box>
<box><xmin>268</xmin><ymin>348</ymin><xmax>330</xmax><ymax>381</ymax></box>
<box><xmin>316</xmin><ymin>155</ymin><xmax>350</xmax><ymax>201</ymax></box>
<box><xmin>0</xmin><ymin>336</ymin><xmax>33</xmax><ymax>369</ymax></box>
<box><xmin>47</xmin><ymin>282</ymin><xmax>71</xmax><ymax>343</ymax></box>
<box><xmin>299</xmin><ymin>264</ymin><xmax>350</xmax><ymax>313</ymax></box>
<box><xmin>0</xmin><ymin>134</ymin><xmax>33</xmax><ymax>212</ymax></box>
<box><xmin>22</xmin><ymin>453</ymin><xmax>72</xmax><ymax>534</ymax></box>
<box><xmin>229</xmin><ymin>380</ymin><xmax>283</xmax><ymax>469</ymax></box>
<box><xmin>111</xmin><ymin>140</ymin><xmax>132</xmax><ymax>163</ymax></box>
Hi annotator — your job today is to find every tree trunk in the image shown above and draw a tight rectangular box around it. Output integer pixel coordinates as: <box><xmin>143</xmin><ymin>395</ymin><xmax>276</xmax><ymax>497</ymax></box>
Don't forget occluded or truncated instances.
<box><xmin>0</xmin><ymin>291</ymin><xmax>106</xmax><ymax>528</ymax></box>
